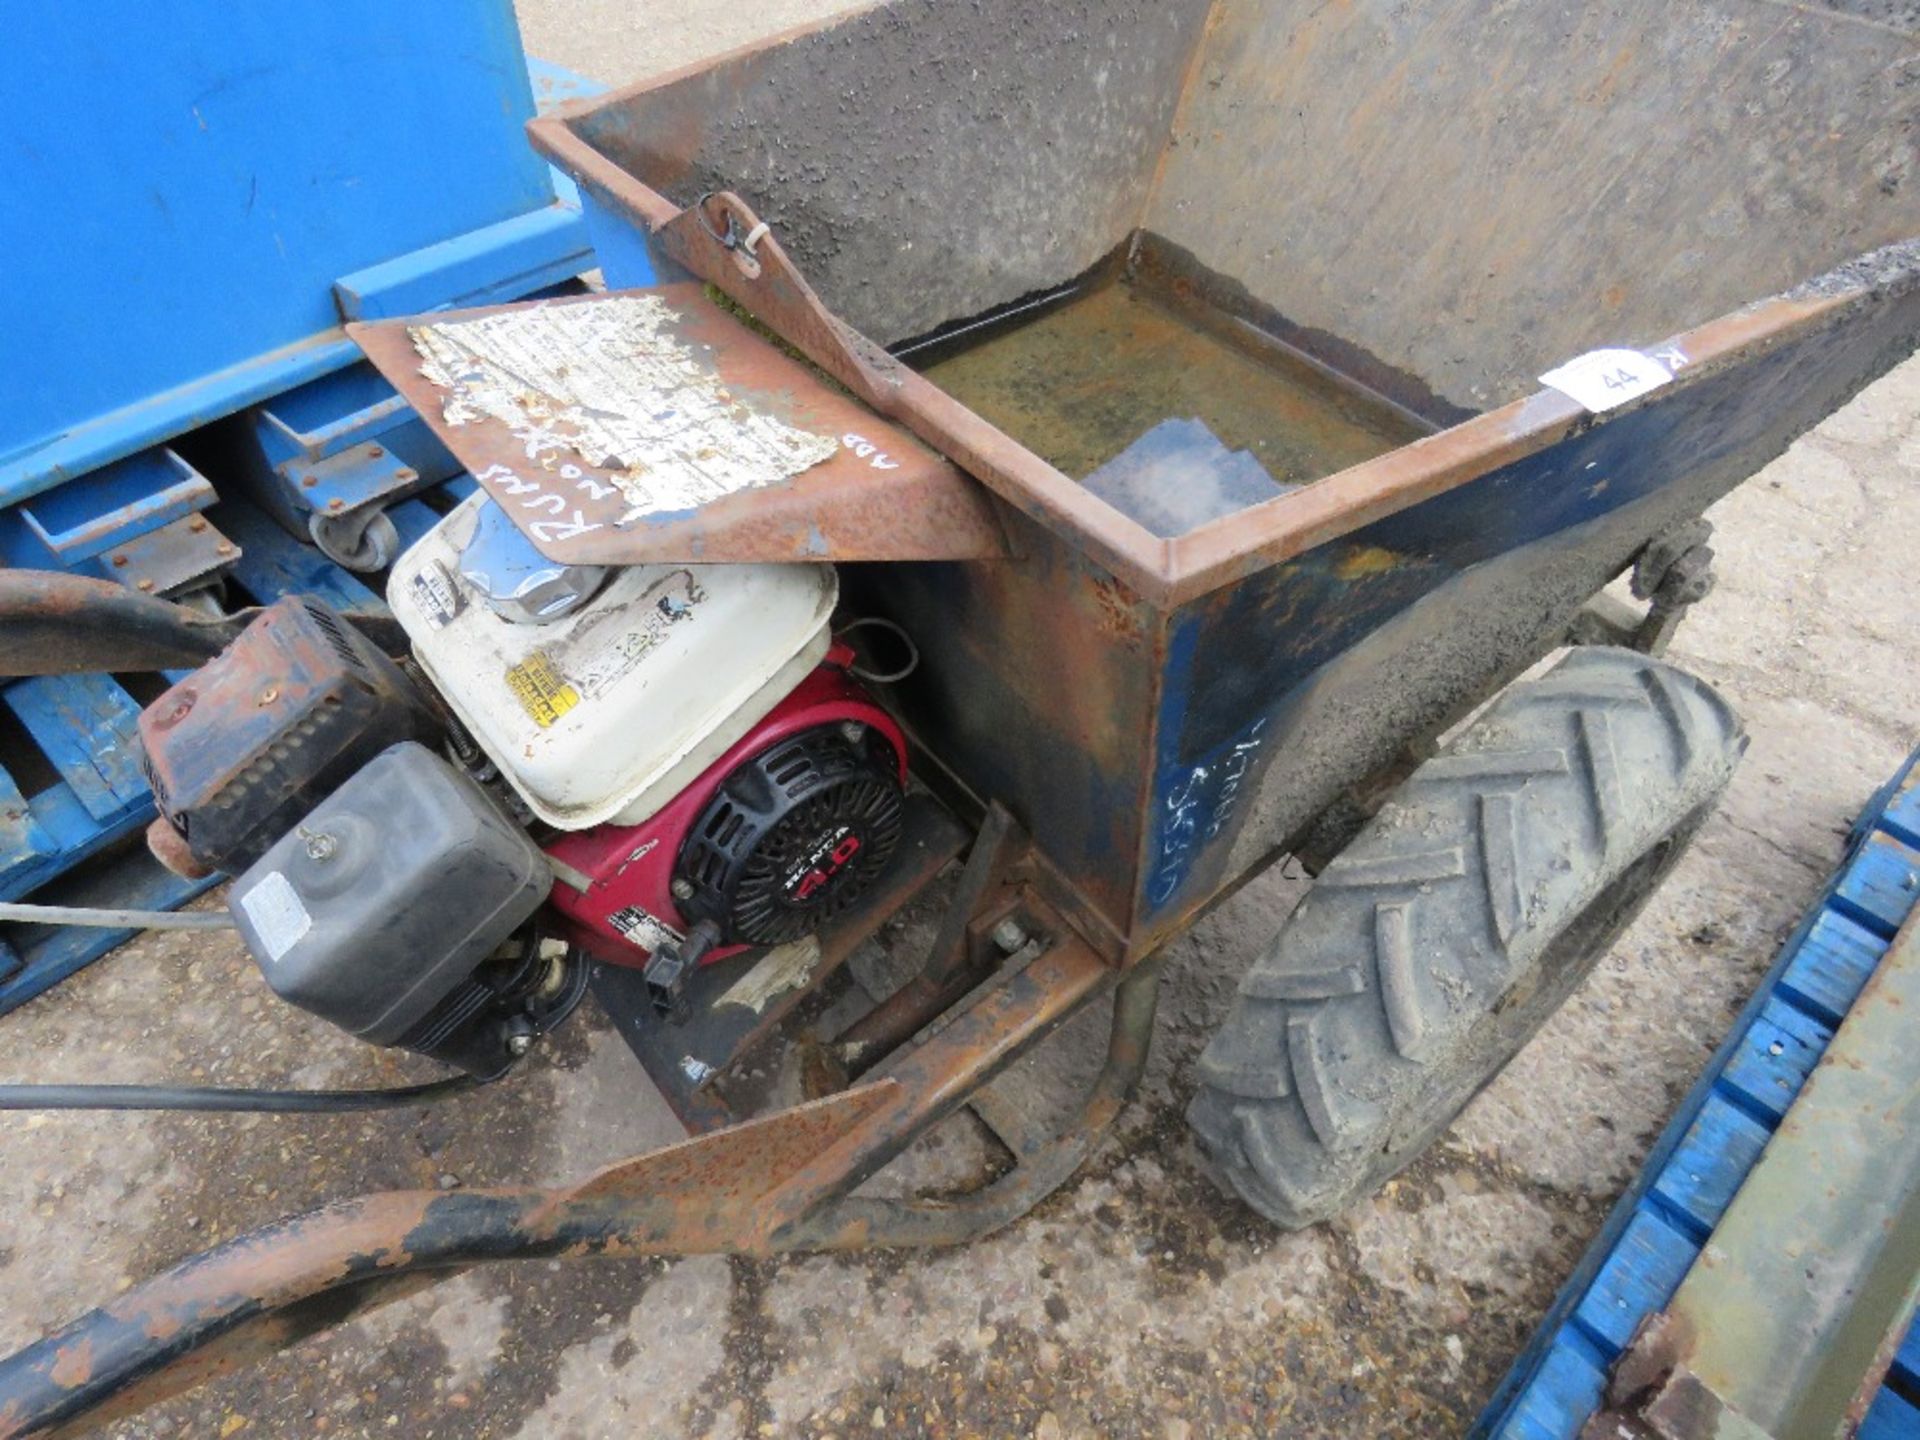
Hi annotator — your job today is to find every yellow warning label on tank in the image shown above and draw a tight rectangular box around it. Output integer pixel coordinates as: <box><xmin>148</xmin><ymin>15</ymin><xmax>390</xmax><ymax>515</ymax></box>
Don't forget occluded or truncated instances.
<box><xmin>505</xmin><ymin>652</ymin><xmax>581</xmax><ymax>728</ymax></box>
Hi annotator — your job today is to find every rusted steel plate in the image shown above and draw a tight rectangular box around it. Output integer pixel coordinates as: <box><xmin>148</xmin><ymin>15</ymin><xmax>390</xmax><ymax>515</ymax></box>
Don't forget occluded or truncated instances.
<box><xmin>1147</xmin><ymin>0</ymin><xmax>1920</xmax><ymax>416</ymax></box>
<box><xmin>759</xmin><ymin>924</ymin><xmax>1116</xmax><ymax>1235</ymax></box>
<box><xmin>349</xmin><ymin>283</ymin><xmax>1009</xmax><ymax>567</ymax></box>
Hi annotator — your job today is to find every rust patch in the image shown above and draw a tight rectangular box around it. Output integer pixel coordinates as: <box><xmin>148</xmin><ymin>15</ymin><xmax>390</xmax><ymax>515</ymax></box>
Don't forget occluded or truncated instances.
<box><xmin>46</xmin><ymin>1339</ymin><xmax>92</xmax><ymax>1391</ymax></box>
<box><xmin>1334</xmin><ymin>545</ymin><xmax>1405</xmax><ymax>580</ymax></box>
<box><xmin>1089</xmin><ymin>575</ymin><xmax>1141</xmax><ymax>638</ymax></box>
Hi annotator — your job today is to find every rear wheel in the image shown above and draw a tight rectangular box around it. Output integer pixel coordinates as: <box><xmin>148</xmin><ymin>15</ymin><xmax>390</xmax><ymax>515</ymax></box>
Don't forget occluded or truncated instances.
<box><xmin>1186</xmin><ymin>647</ymin><xmax>1746</xmax><ymax>1229</ymax></box>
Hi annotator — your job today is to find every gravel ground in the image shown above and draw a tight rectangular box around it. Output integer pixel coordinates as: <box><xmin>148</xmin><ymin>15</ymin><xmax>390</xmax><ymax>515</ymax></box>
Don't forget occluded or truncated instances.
<box><xmin>2</xmin><ymin>5</ymin><xmax>1917</xmax><ymax>1438</ymax></box>
<box><xmin>514</xmin><ymin>0</ymin><xmax>868</xmax><ymax>85</ymax></box>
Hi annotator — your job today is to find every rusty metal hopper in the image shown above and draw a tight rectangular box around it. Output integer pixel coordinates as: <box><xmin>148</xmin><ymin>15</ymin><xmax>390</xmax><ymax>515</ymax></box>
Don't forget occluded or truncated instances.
<box><xmin>506</xmin><ymin>0</ymin><xmax>1920</xmax><ymax>957</ymax></box>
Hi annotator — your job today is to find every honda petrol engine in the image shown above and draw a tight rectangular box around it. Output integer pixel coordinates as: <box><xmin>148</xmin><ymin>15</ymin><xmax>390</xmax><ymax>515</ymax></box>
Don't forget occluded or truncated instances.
<box><xmin>139</xmin><ymin>492</ymin><xmax>906</xmax><ymax>1074</ymax></box>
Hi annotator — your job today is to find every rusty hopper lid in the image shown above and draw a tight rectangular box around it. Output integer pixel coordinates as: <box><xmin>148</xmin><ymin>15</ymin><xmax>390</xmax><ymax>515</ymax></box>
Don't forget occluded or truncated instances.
<box><xmin>349</xmin><ymin>285</ymin><xmax>1007</xmax><ymax>566</ymax></box>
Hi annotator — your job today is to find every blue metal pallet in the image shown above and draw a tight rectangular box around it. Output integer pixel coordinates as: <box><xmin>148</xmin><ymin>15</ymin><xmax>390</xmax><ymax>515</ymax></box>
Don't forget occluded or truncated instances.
<box><xmin>1476</xmin><ymin>750</ymin><xmax>1920</xmax><ymax>1438</ymax></box>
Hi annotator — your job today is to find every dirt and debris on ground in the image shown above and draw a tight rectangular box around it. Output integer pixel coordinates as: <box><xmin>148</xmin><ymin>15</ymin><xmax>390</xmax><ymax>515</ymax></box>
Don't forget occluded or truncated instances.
<box><xmin>3</xmin><ymin>9</ymin><xmax>1917</xmax><ymax>1438</ymax></box>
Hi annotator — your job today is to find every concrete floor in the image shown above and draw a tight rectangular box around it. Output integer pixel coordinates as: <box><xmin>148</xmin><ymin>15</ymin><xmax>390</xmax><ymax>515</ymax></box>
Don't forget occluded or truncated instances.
<box><xmin>4</xmin><ymin>6</ymin><xmax>1919</xmax><ymax>1437</ymax></box>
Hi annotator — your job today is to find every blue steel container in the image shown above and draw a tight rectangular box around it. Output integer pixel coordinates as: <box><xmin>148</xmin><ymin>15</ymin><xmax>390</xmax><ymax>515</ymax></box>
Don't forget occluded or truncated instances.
<box><xmin>0</xmin><ymin>1</ymin><xmax>590</xmax><ymax>506</ymax></box>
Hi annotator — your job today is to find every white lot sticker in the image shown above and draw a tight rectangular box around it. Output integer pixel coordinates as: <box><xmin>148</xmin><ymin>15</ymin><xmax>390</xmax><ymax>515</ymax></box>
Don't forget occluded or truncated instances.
<box><xmin>237</xmin><ymin>871</ymin><xmax>311</xmax><ymax>964</ymax></box>
<box><xmin>1539</xmin><ymin>348</ymin><xmax>1674</xmax><ymax>413</ymax></box>
<box><xmin>411</xmin><ymin>296</ymin><xmax>840</xmax><ymax>519</ymax></box>
<box><xmin>607</xmin><ymin>904</ymin><xmax>684</xmax><ymax>955</ymax></box>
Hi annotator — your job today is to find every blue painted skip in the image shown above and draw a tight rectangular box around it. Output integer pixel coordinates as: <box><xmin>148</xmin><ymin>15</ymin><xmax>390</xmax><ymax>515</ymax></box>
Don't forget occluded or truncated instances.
<box><xmin>1473</xmin><ymin>748</ymin><xmax>1920</xmax><ymax>1439</ymax></box>
<box><xmin>0</xmin><ymin>4</ymin><xmax>586</xmax><ymax>506</ymax></box>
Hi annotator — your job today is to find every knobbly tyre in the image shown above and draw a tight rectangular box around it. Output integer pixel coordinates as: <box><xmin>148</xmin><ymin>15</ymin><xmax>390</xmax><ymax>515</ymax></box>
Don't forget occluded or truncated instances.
<box><xmin>2</xmin><ymin>0</ymin><xmax>1918</xmax><ymax>1431</ymax></box>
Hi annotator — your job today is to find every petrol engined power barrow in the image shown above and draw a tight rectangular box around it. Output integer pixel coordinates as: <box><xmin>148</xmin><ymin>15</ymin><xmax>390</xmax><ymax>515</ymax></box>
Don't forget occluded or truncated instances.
<box><xmin>1</xmin><ymin>0</ymin><xmax>1918</xmax><ymax>1432</ymax></box>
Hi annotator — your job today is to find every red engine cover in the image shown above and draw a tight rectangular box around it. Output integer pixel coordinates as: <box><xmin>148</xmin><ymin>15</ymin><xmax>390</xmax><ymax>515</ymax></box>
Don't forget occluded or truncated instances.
<box><xmin>542</xmin><ymin>649</ymin><xmax>906</xmax><ymax>969</ymax></box>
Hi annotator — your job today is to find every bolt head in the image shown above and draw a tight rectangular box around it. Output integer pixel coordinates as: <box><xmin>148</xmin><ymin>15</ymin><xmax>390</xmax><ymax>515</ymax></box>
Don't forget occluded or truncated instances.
<box><xmin>297</xmin><ymin>826</ymin><xmax>337</xmax><ymax>862</ymax></box>
<box><xmin>670</xmin><ymin>877</ymin><xmax>695</xmax><ymax>902</ymax></box>
<box><xmin>506</xmin><ymin>1033</ymin><xmax>534</xmax><ymax>1057</ymax></box>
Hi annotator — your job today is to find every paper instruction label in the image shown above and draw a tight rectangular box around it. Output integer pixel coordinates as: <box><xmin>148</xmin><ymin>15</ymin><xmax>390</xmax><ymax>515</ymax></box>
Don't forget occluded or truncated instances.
<box><xmin>1539</xmin><ymin>348</ymin><xmax>1675</xmax><ymax>413</ymax></box>
<box><xmin>238</xmin><ymin>871</ymin><xmax>311</xmax><ymax>964</ymax></box>
<box><xmin>563</xmin><ymin>571</ymin><xmax>704</xmax><ymax>702</ymax></box>
<box><xmin>504</xmin><ymin>651</ymin><xmax>581</xmax><ymax>728</ymax></box>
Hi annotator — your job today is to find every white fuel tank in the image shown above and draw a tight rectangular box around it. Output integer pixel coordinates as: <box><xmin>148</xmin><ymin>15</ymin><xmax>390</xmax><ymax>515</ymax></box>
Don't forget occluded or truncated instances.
<box><xmin>389</xmin><ymin>494</ymin><xmax>836</xmax><ymax>831</ymax></box>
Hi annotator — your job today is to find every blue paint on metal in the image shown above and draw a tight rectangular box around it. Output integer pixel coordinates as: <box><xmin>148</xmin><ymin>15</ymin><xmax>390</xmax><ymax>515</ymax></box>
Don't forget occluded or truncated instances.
<box><xmin>1143</xmin><ymin>612</ymin><xmax>1204</xmax><ymax>913</ymax></box>
<box><xmin>0</xmin><ymin>36</ymin><xmax>605</xmax><ymax>1006</ymax></box>
<box><xmin>1862</xmin><ymin>1382</ymin><xmax>1920</xmax><ymax>1440</ymax></box>
<box><xmin>334</xmin><ymin>204</ymin><xmax>592</xmax><ymax>323</ymax></box>
<box><xmin>1475</xmin><ymin>748</ymin><xmax>1920</xmax><ymax>1439</ymax></box>
<box><xmin>1833</xmin><ymin>830</ymin><xmax>1920</xmax><ymax>938</ymax></box>
<box><xmin>578</xmin><ymin>189</ymin><xmax>663</xmax><ymax>290</ymax></box>
<box><xmin>0</xmin><ymin>7</ymin><xmax>590</xmax><ymax>507</ymax></box>
<box><xmin>387</xmin><ymin>499</ymin><xmax>449</xmax><ymax>554</ymax></box>
<box><xmin>0</xmin><ymin>472</ymin><xmax>477</xmax><ymax>1013</ymax></box>
<box><xmin>1870</xmin><ymin>1314</ymin><xmax>1920</xmax><ymax>1439</ymax></box>
<box><xmin>0</xmin><ymin>450</ymin><xmax>214</xmax><ymax>569</ymax></box>
<box><xmin>1894</xmin><ymin>1312</ymin><xmax>1920</xmax><ymax>1394</ymax></box>
<box><xmin>290</xmin><ymin>446</ymin><xmax>434</xmax><ymax>518</ymax></box>
<box><xmin>0</xmin><ymin>675</ymin><xmax>159</xmax><ymax>905</ymax></box>
<box><xmin>1718</xmin><ymin>996</ymin><xmax>1833</xmax><ymax>1126</ymax></box>
<box><xmin>1647</xmin><ymin>1095</ymin><xmax>1770</xmax><ymax>1238</ymax></box>
<box><xmin>0</xmin><ymin>490</ymin><xmax>397</xmax><ymax>1013</ymax></box>
<box><xmin>249</xmin><ymin>366</ymin><xmax>423</xmax><ymax>470</ymax></box>
<box><xmin>1498</xmin><ymin>1344</ymin><xmax>1609</xmax><ymax>1440</ymax></box>
<box><xmin>6</xmin><ymin>675</ymin><xmax>148</xmax><ymax>824</ymax></box>
<box><xmin>1146</xmin><ymin>304</ymin><xmax>1915</xmax><ymax>928</ymax></box>
<box><xmin>526</xmin><ymin>57</ymin><xmax>607</xmax><ymax>112</ymax></box>
<box><xmin>213</xmin><ymin>501</ymin><xmax>384</xmax><ymax>619</ymax></box>
<box><xmin>1777</xmin><ymin>908</ymin><xmax>1890</xmax><ymax>1030</ymax></box>
<box><xmin>224</xmin><ymin>360</ymin><xmax>459</xmax><ymax>536</ymax></box>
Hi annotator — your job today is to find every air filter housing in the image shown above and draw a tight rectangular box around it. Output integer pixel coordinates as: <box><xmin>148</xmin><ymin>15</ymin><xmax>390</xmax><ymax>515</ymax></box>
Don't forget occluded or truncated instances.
<box><xmin>138</xmin><ymin>596</ymin><xmax>438</xmax><ymax>875</ymax></box>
